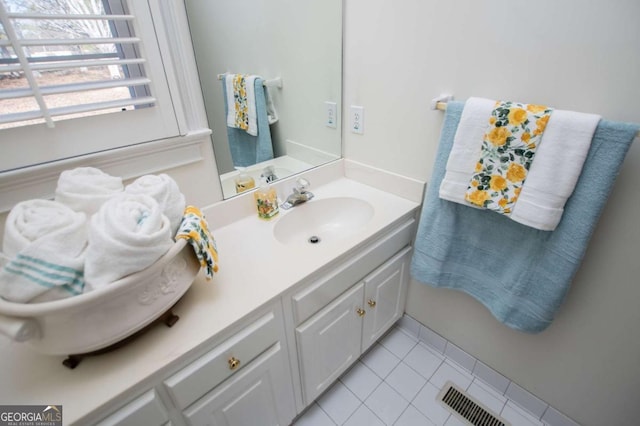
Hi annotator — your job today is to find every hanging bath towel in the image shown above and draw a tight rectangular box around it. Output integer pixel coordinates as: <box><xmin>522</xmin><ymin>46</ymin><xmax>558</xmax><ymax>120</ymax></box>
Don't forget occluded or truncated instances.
<box><xmin>410</xmin><ymin>101</ymin><xmax>638</xmax><ymax>333</ymax></box>
<box><xmin>222</xmin><ymin>74</ymin><xmax>275</xmax><ymax>167</ymax></box>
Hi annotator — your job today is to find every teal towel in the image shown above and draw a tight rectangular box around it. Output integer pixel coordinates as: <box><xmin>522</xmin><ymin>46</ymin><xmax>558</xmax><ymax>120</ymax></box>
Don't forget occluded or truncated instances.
<box><xmin>410</xmin><ymin>101</ymin><xmax>638</xmax><ymax>333</ymax></box>
<box><xmin>222</xmin><ymin>77</ymin><xmax>275</xmax><ymax>168</ymax></box>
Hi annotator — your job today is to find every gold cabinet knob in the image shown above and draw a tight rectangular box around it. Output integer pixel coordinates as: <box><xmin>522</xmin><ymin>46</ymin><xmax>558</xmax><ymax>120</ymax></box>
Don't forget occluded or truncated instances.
<box><xmin>356</xmin><ymin>308</ymin><xmax>366</xmax><ymax>317</ymax></box>
<box><xmin>367</xmin><ymin>299</ymin><xmax>377</xmax><ymax>308</ymax></box>
<box><xmin>228</xmin><ymin>357</ymin><xmax>241</xmax><ymax>370</ymax></box>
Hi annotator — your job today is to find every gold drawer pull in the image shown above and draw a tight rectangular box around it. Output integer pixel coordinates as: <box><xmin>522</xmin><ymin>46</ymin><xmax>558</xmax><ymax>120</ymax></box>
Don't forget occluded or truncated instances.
<box><xmin>228</xmin><ymin>357</ymin><xmax>241</xmax><ymax>370</ymax></box>
<box><xmin>356</xmin><ymin>308</ymin><xmax>366</xmax><ymax>317</ymax></box>
<box><xmin>367</xmin><ymin>299</ymin><xmax>377</xmax><ymax>308</ymax></box>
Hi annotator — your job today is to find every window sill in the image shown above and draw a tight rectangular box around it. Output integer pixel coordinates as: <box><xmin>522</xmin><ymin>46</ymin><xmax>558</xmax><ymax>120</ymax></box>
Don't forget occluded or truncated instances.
<box><xmin>0</xmin><ymin>129</ymin><xmax>212</xmax><ymax>213</ymax></box>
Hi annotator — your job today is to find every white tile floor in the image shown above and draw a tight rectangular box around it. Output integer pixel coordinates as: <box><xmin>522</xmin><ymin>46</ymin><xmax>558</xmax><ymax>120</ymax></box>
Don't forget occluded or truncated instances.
<box><xmin>292</xmin><ymin>324</ymin><xmax>555</xmax><ymax>426</ymax></box>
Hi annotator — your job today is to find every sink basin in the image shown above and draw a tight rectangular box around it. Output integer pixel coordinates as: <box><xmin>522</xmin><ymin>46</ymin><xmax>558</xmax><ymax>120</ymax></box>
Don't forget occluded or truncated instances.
<box><xmin>274</xmin><ymin>197</ymin><xmax>374</xmax><ymax>245</ymax></box>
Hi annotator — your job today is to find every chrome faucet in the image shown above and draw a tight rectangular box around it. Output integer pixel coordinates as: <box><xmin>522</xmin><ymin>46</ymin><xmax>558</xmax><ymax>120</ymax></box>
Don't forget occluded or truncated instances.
<box><xmin>281</xmin><ymin>178</ymin><xmax>314</xmax><ymax>210</ymax></box>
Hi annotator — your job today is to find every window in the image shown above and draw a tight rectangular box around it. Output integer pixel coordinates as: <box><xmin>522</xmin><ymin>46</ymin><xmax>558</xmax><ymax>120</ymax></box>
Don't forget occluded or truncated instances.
<box><xmin>0</xmin><ymin>0</ymin><xmax>154</xmax><ymax>128</ymax></box>
<box><xmin>0</xmin><ymin>0</ymin><xmax>180</xmax><ymax>172</ymax></box>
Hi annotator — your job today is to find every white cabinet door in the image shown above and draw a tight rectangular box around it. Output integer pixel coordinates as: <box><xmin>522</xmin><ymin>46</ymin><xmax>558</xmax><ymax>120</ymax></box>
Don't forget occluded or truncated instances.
<box><xmin>361</xmin><ymin>247</ymin><xmax>411</xmax><ymax>352</ymax></box>
<box><xmin>295</xmin><ymin>283</ymin><xmax>364</xmax><ymax>404</ymax></box>
<box><xmin>183</xmin><ymin>343</ymin><xmax>295</xmax><ymax>426</ymax></box>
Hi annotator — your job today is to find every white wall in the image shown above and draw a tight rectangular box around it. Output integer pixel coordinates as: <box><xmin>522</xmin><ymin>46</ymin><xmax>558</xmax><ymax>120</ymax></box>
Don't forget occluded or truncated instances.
<box><xmin>344</xmin><ymin>1</ymin><xmax>640</xmax><ymax>425</ymax></box>
<box><xmin>185</xmin><ymin>0</ymin><xmax>342</xmax><ymax>174</ymax></box>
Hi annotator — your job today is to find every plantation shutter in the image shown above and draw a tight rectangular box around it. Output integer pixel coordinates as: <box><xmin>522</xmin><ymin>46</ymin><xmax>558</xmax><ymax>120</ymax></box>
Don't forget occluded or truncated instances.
<box><xmin>0</xmin><ymin>0</ymin><xmax>155</xmax><ymax>129</ymax></box>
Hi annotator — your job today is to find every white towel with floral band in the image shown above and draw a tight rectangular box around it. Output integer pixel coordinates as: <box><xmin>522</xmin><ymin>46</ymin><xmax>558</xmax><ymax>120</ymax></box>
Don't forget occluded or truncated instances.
<box><xmin>510</xmin><ymin>109</ymin><xmax>600</xmax><ymax>230</ymax></box>
<box><xmin>440</xmin><ymin>97</ymin><xmax>495</xmax><ymax>202</ymax></box>
<box><xmin>439</xmin><ymin>97</ymin><xmax>600</xmax><ymax>231</ymax></box>
<box><xmin>225</xmin><ymin>74</ymin><xmax>258</xmax><ymax>136</ymax></box>
<box><xmin>464</xmin><ymin>100</ymin><xmax>555</xmax><ymax>215</ymax></box>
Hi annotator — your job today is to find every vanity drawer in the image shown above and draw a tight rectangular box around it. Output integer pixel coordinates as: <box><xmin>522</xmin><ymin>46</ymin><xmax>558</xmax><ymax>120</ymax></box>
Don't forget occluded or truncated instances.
<box><xmin>164</xmin><ymin>310</ymin><xmax>280</xmax><ymax>410</ymax></box>
<box><xmin>292</xmin><ymin>218</ymin><xmax>415</xmax><ymax>325</ymax></box>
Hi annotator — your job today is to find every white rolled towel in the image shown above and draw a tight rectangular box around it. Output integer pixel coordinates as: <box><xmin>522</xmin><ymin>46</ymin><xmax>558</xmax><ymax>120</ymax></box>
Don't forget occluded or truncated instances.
<box><xmin>124</xmin><ymin>174</ymin><xmax>186</xmax><ymax>235</ymax></box>
<box><xmin>84</xmin><ymin>193</ymin><xmax>173</xmax><ymax>291</ymax></box>
<box><xmin>55</xmin><ymin>167</ymin><xmax>124</xmax><ymax>217</ymax></box>
<box><xmin>0</xmin><ymin>200</ymin><xmax>87</xmax><ymax>303</ymax></box>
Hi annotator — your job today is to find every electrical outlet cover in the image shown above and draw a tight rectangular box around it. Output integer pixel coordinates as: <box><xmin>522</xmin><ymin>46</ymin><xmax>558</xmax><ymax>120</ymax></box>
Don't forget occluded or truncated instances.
<box><xmin>325</xmin><ymin>101</ymin><xmax>337</xmax><ymax>128</ymax></box>
<box><xmin>350</xmin><ymin>105</ymin><xmax>364</xmax><ymax>134</ymax></box>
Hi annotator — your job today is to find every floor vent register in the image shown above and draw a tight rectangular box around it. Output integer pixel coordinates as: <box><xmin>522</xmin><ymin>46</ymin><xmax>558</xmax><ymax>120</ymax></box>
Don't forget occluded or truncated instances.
<box><xmin>438</xmin><ymin>381</ymin><xmax>510</xmax><ymax>426</ymax></box>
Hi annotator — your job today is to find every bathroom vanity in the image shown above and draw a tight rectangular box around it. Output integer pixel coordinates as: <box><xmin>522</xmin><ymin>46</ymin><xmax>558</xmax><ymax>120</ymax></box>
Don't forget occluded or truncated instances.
<box><xmin>0</xmin><ymin>161</ymin><xmax>421</xmax><ymax>425</ymax></box>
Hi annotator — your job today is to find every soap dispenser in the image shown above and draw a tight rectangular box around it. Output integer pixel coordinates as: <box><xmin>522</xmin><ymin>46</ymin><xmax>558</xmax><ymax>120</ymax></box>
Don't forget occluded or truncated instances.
<box><xmin>234</xmin><ymin>168</ymin><xmax>255</xmax><ymax>194</ymax></box>
<box><xmin>254</xmin><ymin>178</ymin><xmax>279</xmax><ymax>220</ymax></box>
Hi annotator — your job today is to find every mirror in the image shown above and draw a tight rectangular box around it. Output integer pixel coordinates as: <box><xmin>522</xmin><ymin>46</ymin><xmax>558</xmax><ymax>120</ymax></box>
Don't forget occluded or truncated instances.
<box><xmin>185</xmin><ymin>0</ymin><xmax>343</xmax><ymax>199</ymax></box>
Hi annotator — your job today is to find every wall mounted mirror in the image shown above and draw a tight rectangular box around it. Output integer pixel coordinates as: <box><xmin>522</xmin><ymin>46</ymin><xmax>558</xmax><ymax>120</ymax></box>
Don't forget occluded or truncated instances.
<box><xmin>185</xmin><ymin>0</ymin><xmax>343</xmax><ymax>199</ymax></box>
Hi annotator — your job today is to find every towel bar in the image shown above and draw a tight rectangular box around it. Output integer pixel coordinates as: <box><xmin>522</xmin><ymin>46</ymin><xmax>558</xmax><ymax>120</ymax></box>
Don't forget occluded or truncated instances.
<box><xmin>216</xmin><ymin>74</ymin><xmax>282</xmax><ymax>88</ymax></box>
<box><xmin>434</xmin><ymin>101</ymin><xmax>639</xmax><ymax>138</ymax></box>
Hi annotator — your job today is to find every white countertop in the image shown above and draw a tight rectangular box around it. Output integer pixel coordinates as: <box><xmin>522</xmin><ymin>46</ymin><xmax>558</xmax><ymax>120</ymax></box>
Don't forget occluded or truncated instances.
<box><xmin>0</xmin><ymin>170</ymin><xmax>420</xmax><ymax>424</ymax></box>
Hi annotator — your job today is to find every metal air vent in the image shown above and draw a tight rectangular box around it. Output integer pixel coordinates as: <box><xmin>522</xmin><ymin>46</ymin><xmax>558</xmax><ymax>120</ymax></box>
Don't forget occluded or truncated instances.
<box><xmin>438</xmin><ymin>381</ymin><xmax>510</xmax><ymax>426</ymax></box>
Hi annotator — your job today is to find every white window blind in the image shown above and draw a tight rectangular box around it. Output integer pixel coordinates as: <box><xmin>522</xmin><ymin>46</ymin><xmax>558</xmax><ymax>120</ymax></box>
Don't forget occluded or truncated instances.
<box><xmin>0</xmin><ymin>0</ymin><xmax>181</xmax><ymax>173</ymax></box>
<box><xmin>0</xmin><ymin>0</ymin><xmax>155</xmax><ymax>129</ymax></box>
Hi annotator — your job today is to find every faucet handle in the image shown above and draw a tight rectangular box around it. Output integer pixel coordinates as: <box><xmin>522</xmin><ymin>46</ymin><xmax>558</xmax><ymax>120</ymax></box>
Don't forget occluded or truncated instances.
<box><xmin>295</xmin><ymin>177</ymin><xmax>310</xmax><ymax>193</ymax></box>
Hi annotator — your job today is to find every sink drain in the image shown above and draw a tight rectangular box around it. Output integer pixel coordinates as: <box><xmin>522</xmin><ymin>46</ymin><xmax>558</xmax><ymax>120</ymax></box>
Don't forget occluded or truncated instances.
<box><xmin>308</xmin><ymin>236</ymin><xmax>321</xmax><ymax>244</ymax></box>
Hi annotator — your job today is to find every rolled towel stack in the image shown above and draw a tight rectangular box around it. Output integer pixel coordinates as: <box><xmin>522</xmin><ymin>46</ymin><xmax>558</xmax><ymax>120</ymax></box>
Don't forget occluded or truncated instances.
<box><xmin>124</xmin><ymin>174</ymin><xmax>186</xmax><ymax>235</ymax></box>
<box><xmin>55</xmin><ymin>167</ymin><xmax>124</xmax><ymax>217</ymax></box>
<box><xmin>1</xmin><ymin>167</ymin><xmax>197</xmax><ymax>303</ymax></box>
<box><xmin>84</xmin><ymin>193</ymin><xmax>174</xmax><ymax>291</ymax></box>
<box><xmin>0</xmin><ymin>200</ymin><xmax>87</xmax><ymax>303</ymax></box>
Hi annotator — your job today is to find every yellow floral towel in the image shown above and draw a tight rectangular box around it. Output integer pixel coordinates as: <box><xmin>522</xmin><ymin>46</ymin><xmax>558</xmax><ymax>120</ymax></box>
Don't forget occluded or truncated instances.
<box><xmin>465</xmin><ymin>101</ymin><xmax>553</xmax><ymax>214</ymax></box>
<box><xmin>225</xmin><ymin>74</ymin><xmax>258</xmax><ymax>136</ymax></box>
<box><xmin>232</xmin><ymin>74</ymin><xmax>249</xmax><ymax>130</ymax></box>
<box><xmin>175</xmin><ymin>206</ymin><xmax>219</xmax><ymax>280</ymax></box>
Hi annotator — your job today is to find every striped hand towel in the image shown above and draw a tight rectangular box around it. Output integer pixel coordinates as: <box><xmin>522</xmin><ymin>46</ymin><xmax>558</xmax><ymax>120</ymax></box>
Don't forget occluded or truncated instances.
<box><xmin>1</xmin><ymin>200</ymin><xmax>88</xmax><ymax>303</ymax></box>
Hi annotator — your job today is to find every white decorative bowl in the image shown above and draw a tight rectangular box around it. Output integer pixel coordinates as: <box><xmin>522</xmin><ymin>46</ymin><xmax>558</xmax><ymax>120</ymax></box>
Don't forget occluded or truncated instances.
<box><xmin>0</xmin><ymin>239</ymin><xmax>200</xmax><ymax>356</ymax></box>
